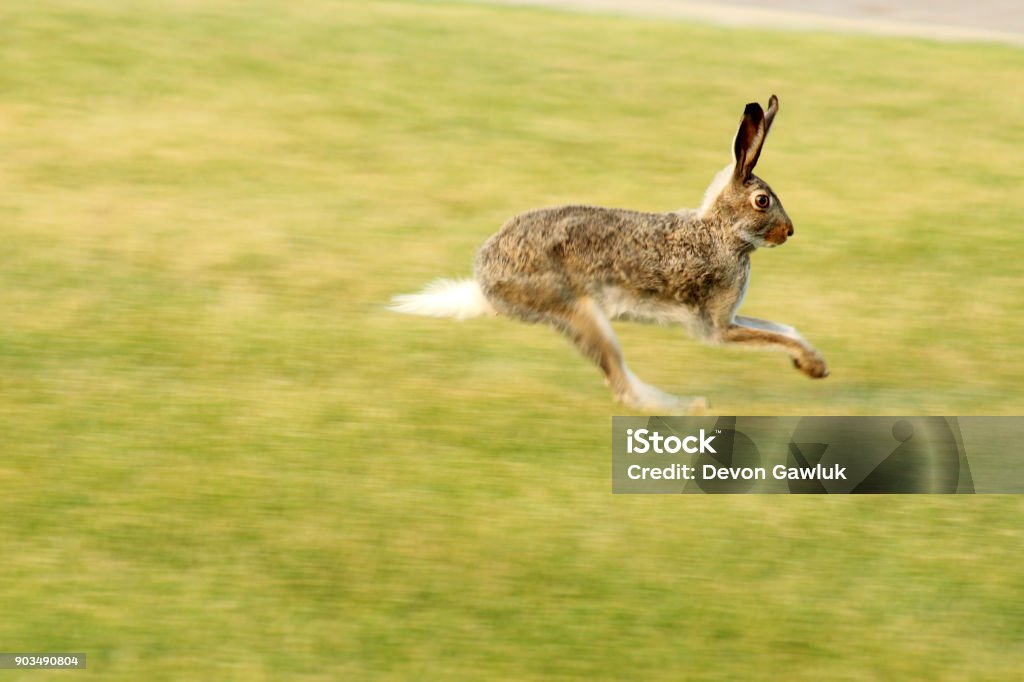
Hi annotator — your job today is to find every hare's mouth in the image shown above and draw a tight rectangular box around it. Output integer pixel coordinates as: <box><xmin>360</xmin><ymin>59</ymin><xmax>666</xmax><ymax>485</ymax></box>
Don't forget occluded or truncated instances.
<box><xmin>764</xmin><ymin>223</ymin><xmax>794</xmax><ymax>246</ymax></box>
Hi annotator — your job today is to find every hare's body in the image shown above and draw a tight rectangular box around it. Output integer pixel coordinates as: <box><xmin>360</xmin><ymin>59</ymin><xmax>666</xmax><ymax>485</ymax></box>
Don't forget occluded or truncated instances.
<box><xmin>476</xmin><ymin>205</ymin><xmax>748</xmax><ymax>339</ymax></box>
<box><xmin>392</xmin><ymin>96</ymin><xmax>828</xmax><ymax>412</ymax></box>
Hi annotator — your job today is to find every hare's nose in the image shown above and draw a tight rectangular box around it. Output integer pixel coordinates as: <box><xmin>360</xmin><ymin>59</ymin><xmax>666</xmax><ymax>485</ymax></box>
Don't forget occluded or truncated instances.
<box><xmin>786</xmin><ymin>224</ymin><xmax>794</xmax><ymax>237</ymax></box>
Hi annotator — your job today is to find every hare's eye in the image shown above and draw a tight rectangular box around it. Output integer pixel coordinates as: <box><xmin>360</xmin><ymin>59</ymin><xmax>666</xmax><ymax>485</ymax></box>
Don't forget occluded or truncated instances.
<box><xmin>752</xmin><ymin>193</ymin><xmax>771</xmax><ymax>210</ymax></box>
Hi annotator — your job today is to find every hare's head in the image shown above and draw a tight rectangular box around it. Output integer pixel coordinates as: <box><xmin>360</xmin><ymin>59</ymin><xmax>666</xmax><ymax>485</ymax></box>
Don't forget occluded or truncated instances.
<box><xmin>699</xmin><ymin>95</ymin><xmax>794</xmax><ymax>248</ymax></box>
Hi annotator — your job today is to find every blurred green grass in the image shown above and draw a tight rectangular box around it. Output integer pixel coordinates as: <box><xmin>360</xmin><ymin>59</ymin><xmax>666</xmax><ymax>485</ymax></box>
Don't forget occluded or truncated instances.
<box><xmin>0</xmin><ymin>0</ymin><xmax>1021</xmax><ymax>679</ymax></box>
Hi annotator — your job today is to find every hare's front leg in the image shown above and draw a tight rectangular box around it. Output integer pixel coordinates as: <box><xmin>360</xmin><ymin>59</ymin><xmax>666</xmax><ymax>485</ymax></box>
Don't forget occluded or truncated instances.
<box><xmin>720</xmin><ymin>315</ymin><xmax>829</xmax><ymax>378</ymax></box>
<box><xmin>560</xmin><ymin>298</ymin><xmax>707</xmax><ymax>413</ymax></box>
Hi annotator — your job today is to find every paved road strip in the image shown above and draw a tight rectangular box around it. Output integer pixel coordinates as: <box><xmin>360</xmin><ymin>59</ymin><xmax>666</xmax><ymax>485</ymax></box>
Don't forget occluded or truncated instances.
<box><xmin>481</xmin><ymin>0</ymin><xmax>1024</xmax><ymax>46</ymax></box>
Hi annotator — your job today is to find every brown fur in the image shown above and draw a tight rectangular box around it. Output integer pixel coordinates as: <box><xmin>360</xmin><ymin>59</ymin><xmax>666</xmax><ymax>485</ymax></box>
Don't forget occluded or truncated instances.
<box><xmin>470</xmin><ymin>96</ymin><xmax>827</xmax><ymax>411</ymax></box>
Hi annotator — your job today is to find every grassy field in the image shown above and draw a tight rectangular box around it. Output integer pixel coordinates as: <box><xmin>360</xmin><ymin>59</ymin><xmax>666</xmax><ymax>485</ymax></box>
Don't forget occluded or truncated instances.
<box><xmin>1</xmin><ymin>0</ymin><xmax>1022</xmax><ymax>679</ymax></box>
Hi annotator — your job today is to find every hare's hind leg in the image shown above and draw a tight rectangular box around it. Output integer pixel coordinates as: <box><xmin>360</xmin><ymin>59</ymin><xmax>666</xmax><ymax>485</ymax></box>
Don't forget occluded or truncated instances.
<box><xmin>563</xmin><ymin>298</ymin><xmax>705</xmax><ymax>413</ymax></box>
<box><xmin>477</xmin><ymin>270</ymin><xmax>704</xmax><ymax>412</ymax></box>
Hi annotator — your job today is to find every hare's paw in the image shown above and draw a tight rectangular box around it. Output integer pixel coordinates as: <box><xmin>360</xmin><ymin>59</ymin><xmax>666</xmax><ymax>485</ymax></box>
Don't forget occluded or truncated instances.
<box><xmin>686</xmin><ymin>396</ymin><xmax>710</xmax><ymax>413</ymax></box>
<box><xmin>619</xmin><ymin>378</ymin><xmax>708</xmax><ymax>415</ymax></box>
<box><xmin>793</xmin><ymin>350</ymin><xmax>829</xmax><ymax>379</ymax></box>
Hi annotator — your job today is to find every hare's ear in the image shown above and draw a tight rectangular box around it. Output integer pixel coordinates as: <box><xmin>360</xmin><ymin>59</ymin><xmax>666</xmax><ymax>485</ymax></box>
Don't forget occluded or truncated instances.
<box><xmin>763</xmin><ymin>94</ymin><xmax>779</xmax><ymax>135</ymax></box>
<box><xmin>732</xmin><ymin>101</ymin><xmax>766</xmax><ymax>182</ymax></box>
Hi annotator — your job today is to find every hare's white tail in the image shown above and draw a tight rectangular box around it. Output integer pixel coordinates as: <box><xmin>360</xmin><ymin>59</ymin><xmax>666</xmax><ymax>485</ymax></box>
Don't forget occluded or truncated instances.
<box><xmin>390</xmin><ymin>278</ymin><xmax>495</xmax><ymax>320</ymax></box>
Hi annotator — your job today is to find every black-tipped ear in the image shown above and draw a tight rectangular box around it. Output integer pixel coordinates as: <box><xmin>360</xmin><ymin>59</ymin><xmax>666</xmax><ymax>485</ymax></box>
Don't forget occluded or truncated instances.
<box><xmin>763</xmin><ymin>94</ymin><xmax>779</xmax><ymax>134</ymax></box>
<box><xmin>732</xmin><ymin>102</ymin><xmax>766</xmax><ymax>182</ymax></box>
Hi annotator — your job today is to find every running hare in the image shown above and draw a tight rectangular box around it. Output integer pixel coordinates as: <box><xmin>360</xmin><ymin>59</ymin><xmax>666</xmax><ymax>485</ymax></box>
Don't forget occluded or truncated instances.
<box><xmin>392</xmin><ymin>95</ymin><xmax>828</xmax><ymax>412</ymax></box>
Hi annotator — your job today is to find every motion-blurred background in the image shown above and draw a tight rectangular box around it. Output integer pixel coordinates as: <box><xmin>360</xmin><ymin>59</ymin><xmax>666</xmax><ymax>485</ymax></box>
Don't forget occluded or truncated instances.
<box><xmin>1</xmin><ymin>1</ymin><xmax>1021</xmax><ymax>679</ymax></box>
